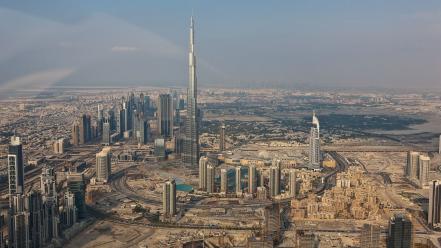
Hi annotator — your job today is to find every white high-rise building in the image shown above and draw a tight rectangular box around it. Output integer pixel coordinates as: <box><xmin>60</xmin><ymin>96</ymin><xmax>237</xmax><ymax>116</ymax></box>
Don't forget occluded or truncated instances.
<box><xmin>96</xmin><ymin>147</ymin><xmax>111</xmax><ymax>183</ymax></box>
<box><xmin>428</xmin><ymin>180</ymin><xmax>441</xmax><ymax>227</ymax></box>
<box><xmin>220</xmin><ymin>169</ymin><xmax>228</xmax><ymax>194</ymax></box>
<box><xmin>206</xmin><ymin>164</ymin><xmax>215</xmax><ymax>193</ymax></box>
<box><xmin>198</xmin><ymin>156</ymin><xmax>208</xmax><ymax>190</ymax></box>
<box><xmin>309</xmin><ymin>112</ymin><xmax>321</xmax><ymax>167</ymax></box>
<box><xmin>235</xmin><ymin>167</ymin><xmax>242</xmax><ymax>194</ymax></box>
<box><xmin>406</xmin><ymin>151</ymin><xmax>420</xmax><ymax>180</ymax></box>
<box><xmin>162</xmin><ymin>179</ymin><xmax>176</xmax><ymax>217</ymax></box>
<box><xmin>418</xmin><ymin>155</ymin><xmax>430</xmax><ymax>187</ymax></box>
<box><xmin>289</xmin><ymin>169</ymin><xmax>297</xmax><ymax>198</ymax></box>
<box><xmin>248</xmin><ymin>165</ymin><xmax>257</xmax><ymax>194</ymax></box>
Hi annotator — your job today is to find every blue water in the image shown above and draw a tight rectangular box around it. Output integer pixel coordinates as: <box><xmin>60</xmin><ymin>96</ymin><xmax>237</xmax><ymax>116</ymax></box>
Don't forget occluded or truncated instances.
<box><xmin>176</xmin><ymin>184</ymin><xmax>193</xmax><ymax>192</ymax></box>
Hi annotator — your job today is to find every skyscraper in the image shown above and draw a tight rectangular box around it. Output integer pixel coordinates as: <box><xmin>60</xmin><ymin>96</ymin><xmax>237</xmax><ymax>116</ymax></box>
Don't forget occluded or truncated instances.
<box><xmin>406</xmin><ymin>151</ymin><xmax>420</xmax><ymax>180</ymax></box>
<box><xmin>220</xmin><ymin>169</ymin><xmax>228</xmax><ymax>194</ymax></box>
<box><xmin>428</xmin><ymin>180</ymin><xmax>441</xmax><ymax>227</ymax></box>
<box><xmin>219</xmin><ymin>123</ymin><xmax>225</xmax><ymax>152</ymax></box>
<box><xmin>67</xmin><ymin>172</ymin><xmax>86</xmax><ymax>219</ymax></box>
<box><xmin>40</xmin><ymin>166</ymin><xmax>59</xmax><ymax>241</ymax></box>
<box><xmin>206</xmin><ymin>164</ymin><xmax>215</xmax><ymax>193</ymax></box>
<box><xmin>71</xmin><ymin>121</ymin><xmax>80</xmax><ymax>146</ymax></box>
<box><xmin>387</xmin><ymin>214</ymin><xmax>413</xmax><ymax>248</ymax></box>
<box><xmin>198</xmin><ymin>156</ymin><xmax>208</xmax><ymax>190</ymax></box>
<box><xmin>269</xmin><ymin>161</ymin><xmax>281</xmax><ymax>197</ymax></box>
<box><xmin>8</xmin><ymin>136</ymin><xmax>24</xmax><ymax>197</ymax></box>
<box><xmin>183</xmin><ymin>16</ymin><xmax>200</xmax><ymax>167</ymax></box>
<box><xmin>79</xmin><ymin>114</ymin><xmax>91</xmax><ymax>144</ymax></box>
<box><xmin>289</xmin><ymin>169</ymin><xmax>297</xmax><ymax>198</ymax></box>
<box><xmin>97</xmin><ymin>104</ymin><xmax>103</xmax><ymax>135</ymax></box>
<box><xmin>235</xmin><ymin>167</ymin><xmax>242</xmax><ymax>194</ymax></box>
<box><xmin>162</xmin><ymin>179</ymin><xmax>176</xmax><ymax>217</ymax></box>
<box><xmin>62</xmin><ymin>191</ymin><xmax>77</xmax><ymax>228</ymax></box>
<box><xmin>96</xmin><ymin>147</ymin><xmax>112</xmax><ymax>183</ymax></box>
<box><xmin>248</xmin><ymin>165</ymin><xmax>257</xmax><ymax>194</ymax></box>
<box><xmin>27</xmin><ymin>191</ymin><xmax>44</xmax><ymax>248</ymax></box>
<box><xmin>9</xmin><ymin>194</ymin><xmax>29</xmax><ymax>248</ymax></box>
<box><xmin>360</xmin><ymin>224</ymin><xmax>381</xmax><ymax>248</ymax></box>
<box><xmin>102</xmin><ymin>117</ymin><xmax>111</xmax><ymax>145</ymax></box>
<box><xmin>158</xmin><ymin>94</ymin><xmax>174</xmax><ymax>138</ymax></box>
<box><xmin>135</xmin><ymin>113</ymin><xmax>149</xmax><ymax>145</ymax></box>
<box><xmin>418</xmin><ymin>155</ymin><xmax>430</xmax><ymax>187</ymax></box>
<box><xmin>309</xmin><ymin>111</ymin><xmax>321</xmax><ymax>167</ymax></box>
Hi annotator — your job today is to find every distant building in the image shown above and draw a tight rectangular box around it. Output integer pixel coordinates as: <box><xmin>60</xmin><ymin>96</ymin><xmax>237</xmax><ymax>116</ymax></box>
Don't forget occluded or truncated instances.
<box><xmin>387</xmin><ymin>214</ymin><xmax>413</xmax><ymax>248</ymax></box>
<box><xmin>248</xmin><ymin>165</ymin><xmax>257</xmax><ymax>194</ymax></box>
<box><xmin>428</xmin><ymin>180</ymin><xmax>441</xmax><ymax>227</ymax></box>
<box><xmin>269</xmin><ymin>161</ymin><xmax>281</xmax><ymax>197</ymax></box>
<box><xmin>309</xmin><ymin>111</ymin><xmax>321</xmax><ymax>167</ymax></box>
<box><xmin>257</xmin><ymin>186</ymin><xmax>267</xmax><ymax>200</ymax></box>
<box><xmin>154</xmin><ymin>138</ymin><xmax>166</xmax><ymax>159</ymax></box>
<box><xmin>158</xmin><ymin>94</ymin><xmax>174</xmax><ymax>138</ymax></box>
<box><xmin>219</xmin><ymin>123</ymin><xmax>226</xmax><ymax>152</ymax></box>
<box><xmin>53</xmin><ymin>138</ymin><xmax>64</xmax><ymax>154</ymax></box>
<box><xmin>418</xmin><ymin>155</ymin><xmax>430</xmax><ymax>187</ymax></box>
<box><xmin>71</xmin><ymin>121</ymin><xmax>80</xmax><ymax>146</ymax></box>
<box><xmin>199</xmin><ymin>156</ymin><xmax>208</xmax><ymax>191</ymax></box>
<box><xmin>220</xmin><ymin>169</ymin><xmax>228</xmax><ymax>194</ymax></box>
<box><xmin>360</xmin><ymin>224</ymin><xmax>381</xmax><ymax>248</ymax></box>
<box><xmin>79</xmin><ymin>114</ymin><xmax>92</xmax><ymax>144</ymax></box>
<box><xmin>235</xmin><ymin>167</ymin><xmax>242</xmax><ymax>194</ymax></box>
<box><xmin>8</xmin><ymin>136</ymin><xmax>24</xmax><ymax>196</ymax></box>
<box><xmin>102</xmin><ymin>117</ymin><xmax>111</xmax><ymax>145</ymax></box>
<box><xmin>96</xmin><ymin>147</ymin><xmax>112</xmax><ymax>183</ymax></box>
<box><xmin>406</xmin><ymin>151</ymin><xmax>420</xmax><ymax>180</ymax></box>
<box><xmin>135</xmin><ymin>114</ymin><xmax>149</xmax><ymax>145</ymax></box>
<box><xmin>206</xmin><ymin>164</ymin><xmax>215</xmax><ymax>193</ymax></box>
<box><xmin>289</xmin><ymin>169</ymin><xmax>297</xmax><ymax>198</ymax></box>
<box><xmin>162</xmin><ymin>179</ymin><xmax>176</xmax><ymax>217</ymax></box>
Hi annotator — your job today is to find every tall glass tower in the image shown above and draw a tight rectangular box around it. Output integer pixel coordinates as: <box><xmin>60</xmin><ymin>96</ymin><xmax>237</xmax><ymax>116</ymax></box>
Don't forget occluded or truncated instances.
<box><xmin>309</xmin><ymin>111</ymin><xmax>321</xmax><ymax>167</ymax></box>
<box><xmin>183</xmin><ymin>16</ymin><xmax>199</xmax><ymax>167</ymax></box>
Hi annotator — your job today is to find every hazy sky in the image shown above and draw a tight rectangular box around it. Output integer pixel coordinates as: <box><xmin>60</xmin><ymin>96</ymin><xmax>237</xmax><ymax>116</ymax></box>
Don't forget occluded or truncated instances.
<box><xmin>0</xmin><ymin>0</ymin><xmax>440</xmax><ymax>90</ymax></box>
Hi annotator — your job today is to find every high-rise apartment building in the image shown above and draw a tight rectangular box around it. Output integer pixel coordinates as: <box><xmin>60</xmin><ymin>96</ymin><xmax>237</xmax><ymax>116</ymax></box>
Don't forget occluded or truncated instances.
<box><xmin>71</xmin><ymin>121</ymin><xmax>80</xmax><ymax>146</ymax></box>
<box><xmin>248</xmin><ymin>165</ymin><xmax>257</xmax><ymax>194</ymax></box>
<box><xmin>8</xmin><ymin>136</ymin><xmax>24</xmax><ymax>197</ymax></box>
<box><xmin>406</xmin><ymin>151</ymin><xmax>420</xmax><ymax>180</ymax></box>
<box><xmin>199</xmin><ymin>156</ymin><xmax>208</xmax><ymax>190</ymax></box>
<box><xmin>235</xmin><ymin>167</ymin><xmax>242</xmax><ymax>194</ymax></box>
<box><xmin>309</xmin><ymin>112</ymin><xmax>321</xmax><ymax>167</ymax></box>
<box><xmin>418</xmin><ymin>155</ymin><xmax>430</xmax><ymax>187</ymax></box>
<box><xmin>96</xmin><ymin>147</ymin><xmax>112</xmax><ymax>183</ymax></box>
<box><xmin>269</xmin><ymin>161</ymin><xmax>281</xmax><ymax>197</ymax></box>
<box><xmin>162</xmin><ymin>180</ymin><xmax>176</xmax><ymax>217</ymax></box>
<box><xmin>289</xmin><ymin>169</ymin><xmax>297</xmax><ymax>198</ymax></box>
<box><xmin>206</xmin><ymin>164</ymin><xmax>215</xmax><ymax>193</ymax></box>
<box><xmin>219</xmin><ymin>123</ymin><xmax>225</xmax><ymax>152</ymax></box>
<box><xmin>428</xmin><ymin>180</ymin><xmax>441</xmax><ymax>227</ymax></box>
<box><xmin>220</xmin><ymin>169</ymin><xmax>228</xmax><ymax>194</ymax></box>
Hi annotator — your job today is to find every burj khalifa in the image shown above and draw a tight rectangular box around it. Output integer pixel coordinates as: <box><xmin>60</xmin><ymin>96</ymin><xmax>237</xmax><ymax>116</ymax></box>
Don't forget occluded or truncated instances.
<box><xmin>183</xmin><ymin>17</ymin><xmax>199</xmax><ymax>166</ymax></box>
